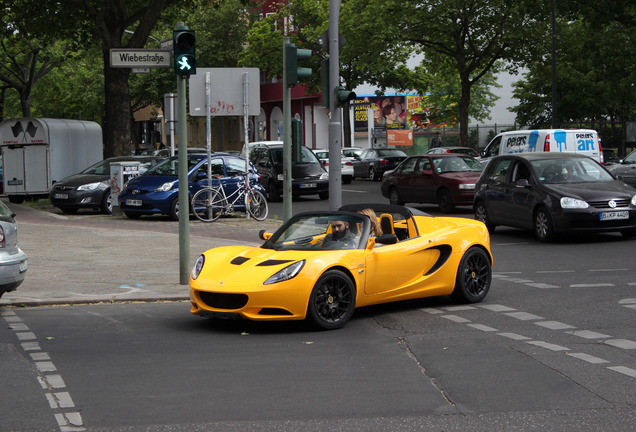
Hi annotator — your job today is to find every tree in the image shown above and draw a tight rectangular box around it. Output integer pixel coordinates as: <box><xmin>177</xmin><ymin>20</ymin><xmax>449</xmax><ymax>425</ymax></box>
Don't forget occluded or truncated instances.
<box><xmin>0</xmin><ymin>5</ymin><xmax>70</xmax><ymax>118</ymax></box>
<box><xmin>346</xmin><ymin>0</ymin><xmax>545</xmax><ymax>146</ymax></box>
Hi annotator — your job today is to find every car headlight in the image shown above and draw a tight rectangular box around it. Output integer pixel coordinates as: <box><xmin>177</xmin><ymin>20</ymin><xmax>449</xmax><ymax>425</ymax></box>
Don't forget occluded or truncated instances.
<box><xmin>154</xmin><ymin>181</ymin><xmax>176</xmax><ymax>192</ymax></box>
<box><xmin>632</xmin><ymin>195</ymin><xmax>636</xmax><ymax>206</ymax></box>
<box><xmin>191</xmin><ymin>255</ymin><xmax>205</xmax><ymax>280</ymax></box>
<box><xmin>78</xmin><ymin>181</ymin><xmax>109</xmax><ymax>191</ymax></box>
<box><xmin>277</xmin><ymin>174</ymin><xmax>284</xmax><ymax>181</ymax></box>
<box><xmin>320</xmin><ymin>172</ymin><xmax>329</xmax><ymax>180</ymax></box>
<box><xmin>264</xmin><ymin>260</ymin><xmax>305</xmax><ymax>285</ymax></box>
<box><xmin>560</xmin><ymin>197</ymin><xmax>589</xmax><ymax>209</ymax></box>
<box><xmin>458</xmin><ymin>183</ymin><xmax>475</xmax><ymax>190</ymax></box>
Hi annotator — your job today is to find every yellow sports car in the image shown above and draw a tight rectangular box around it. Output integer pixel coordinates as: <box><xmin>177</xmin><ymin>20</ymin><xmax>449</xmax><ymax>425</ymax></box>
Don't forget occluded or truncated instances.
<box><xmin>190</xmin><ymin>203</ymin><xmax>493</xmax><ymax>330</ymax></box>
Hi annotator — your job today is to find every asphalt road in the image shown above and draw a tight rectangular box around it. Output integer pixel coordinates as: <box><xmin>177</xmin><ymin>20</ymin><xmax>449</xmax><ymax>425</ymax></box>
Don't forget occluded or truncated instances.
<box><xmin>1</xmin><ymin>183</ymin><xmax>635</xmax><ymax>431</ymax></box>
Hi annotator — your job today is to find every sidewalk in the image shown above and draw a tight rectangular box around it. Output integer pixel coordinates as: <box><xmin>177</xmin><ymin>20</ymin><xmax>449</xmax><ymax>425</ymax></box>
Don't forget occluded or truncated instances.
<box><xmin>0</xmin><ymin>199</ymin><xmax>282</xmax><ymax>306</ymax></box>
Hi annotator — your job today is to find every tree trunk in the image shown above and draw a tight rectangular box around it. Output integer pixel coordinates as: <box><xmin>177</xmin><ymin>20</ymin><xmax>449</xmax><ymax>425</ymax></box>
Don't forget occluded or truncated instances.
<box><xmin>458</xmin><ymin>77</ymin><xmax>471</xmax><ymax>147</ymax></box>
<box><xmin>102</xmin><ymin>49</ymin><xmax>131</xmax><ymax>158</ymax></box>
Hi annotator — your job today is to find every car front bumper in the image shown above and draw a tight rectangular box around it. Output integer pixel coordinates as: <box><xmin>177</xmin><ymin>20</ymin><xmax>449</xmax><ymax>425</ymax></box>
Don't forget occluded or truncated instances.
<box><xmin>0</xmin><ymin>248</ymin><xmax>28</xmax><ymax>294</ymax></box>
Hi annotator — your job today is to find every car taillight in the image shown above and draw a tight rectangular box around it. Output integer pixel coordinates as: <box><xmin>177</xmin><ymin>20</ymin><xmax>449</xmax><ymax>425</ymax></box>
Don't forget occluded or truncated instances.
<box><xmin>445</xmin><ymin>149</ymin><xmax>451</xmax><ymax>153</ymax></box>
<box><xmin>544</xmin><ymin>134</ymin><xmax>551</xmax><ymax>152</ymax></box>
<box><xmin>380</xmin><ymin>159</ymin><xmax>390</xmax><ymax>165</ymax></box>
<box><xmin>344</xmin><ymin>161</ymin><xmax>353</xmax><ymax>166</ymax></box>
<box><xmin>323</xmin><ymin>161</ymin><xmax>330</xmax><ymax>166</ymax></box>
<box><xmin>0</xmin><ymin>226</ymin><xmax>4</xmax><ymax>247</ymax></box>
<box><xmin>598</xmin><ymin>133</ymin><xmax>604</xmax><ymax>164</ymax></box>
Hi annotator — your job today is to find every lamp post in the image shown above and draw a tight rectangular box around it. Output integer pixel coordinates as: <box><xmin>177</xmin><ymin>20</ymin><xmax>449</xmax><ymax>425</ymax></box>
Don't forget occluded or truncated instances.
<box><xmin>551</xmin><ymin>0</ymin><xmax>558</xmax><ymax>128</ymax></box>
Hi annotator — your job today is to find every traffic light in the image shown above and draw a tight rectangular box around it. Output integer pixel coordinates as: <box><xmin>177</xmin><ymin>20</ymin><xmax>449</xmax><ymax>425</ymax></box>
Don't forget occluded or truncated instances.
<box><xmin>285</xmin><ymin>43</ymin><xmax>312</xmax><ymax>87</ymax></box>
<box><xmin>335</xmin><ymin>86</ymin><xmax>356</xmax><ymax>107</ymax></box>
<box><xmin>173</xmin><ymin>29</ymin><xmax>196</xmax><ymax>76</ymax></box>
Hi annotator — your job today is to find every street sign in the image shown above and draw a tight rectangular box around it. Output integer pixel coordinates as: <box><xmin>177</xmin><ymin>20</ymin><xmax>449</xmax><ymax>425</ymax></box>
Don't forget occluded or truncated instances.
<box><xmin>188</xmin><ymin>68</ymin><xmax>261</xmax><ymax>116</ymax></box>
<box><xmin>109</xmin><ymin>49</ymin><xmax>172</xmax><ymax>68</ymax></box>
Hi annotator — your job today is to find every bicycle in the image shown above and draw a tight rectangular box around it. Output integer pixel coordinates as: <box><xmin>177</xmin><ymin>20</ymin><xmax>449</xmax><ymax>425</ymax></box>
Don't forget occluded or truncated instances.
<box><xmin>191</xmin><ymin>177</ymin><xmax>268</xmax><ymax>222</ymax></box>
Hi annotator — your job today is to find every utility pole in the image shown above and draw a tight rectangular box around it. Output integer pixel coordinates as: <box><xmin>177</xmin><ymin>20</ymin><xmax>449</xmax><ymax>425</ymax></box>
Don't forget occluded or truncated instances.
<box><xmin>328</xmin><ymin>0</ymin><xmax>343</xmax><ymax>210</ymax></box>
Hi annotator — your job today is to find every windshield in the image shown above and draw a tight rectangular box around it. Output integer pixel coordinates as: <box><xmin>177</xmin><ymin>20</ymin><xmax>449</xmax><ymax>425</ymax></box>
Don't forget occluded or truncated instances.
<box><xmin>81</xmin><ymin>159</ymin><xmax>111</xmax><ymax>175</ymax></box>
<box><xmin>263</xmin><ymin>213</ymin><xmax>367</xmax><ymax>251</ymax></box>
<box><xmin>271</xmin><ymin>147</ymin><xmax>321</xmax><ymax>165</ymax></box>
<box><xmin>433</xmin><ymin>156</ymin><xmax>484</xmax><ymax>173</ymax></box>
<box><xmin>624</xmin><ymin>151</ymin><xmax>636</xmax><ymax>164</ymax></box>
<box><xmin>144</xmin><ymin>156</ymin><xmax>203</xmax><ymax>176</ymax></box>
<box><xmin>532</xmin><ymin>158</ymin><xmax>614</xmax><ymax>184</ymax></box>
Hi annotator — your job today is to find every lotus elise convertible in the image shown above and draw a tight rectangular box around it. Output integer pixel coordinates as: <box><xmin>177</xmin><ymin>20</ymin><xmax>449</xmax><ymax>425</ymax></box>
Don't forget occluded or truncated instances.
<box><xmin>189</xmin><ymin>203</ymin><xmax>493</xmax><ymax>330</ymax></box>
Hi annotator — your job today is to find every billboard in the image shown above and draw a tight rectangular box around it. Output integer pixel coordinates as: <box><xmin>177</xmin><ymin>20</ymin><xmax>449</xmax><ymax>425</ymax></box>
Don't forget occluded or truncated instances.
<box><xmin>353</xmin><ymin>94</ymin><xmax>457</xmax><ymax>132</ymax></box>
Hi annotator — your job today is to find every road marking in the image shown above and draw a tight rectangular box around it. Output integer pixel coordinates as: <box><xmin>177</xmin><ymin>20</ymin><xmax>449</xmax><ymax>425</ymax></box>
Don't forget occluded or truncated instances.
<box><xmin>567</xmin><ymin>353</ymin><xmax>609</xmax><ymax>364</ymax></box>
<box><xmin>1</xmin><ymin>311</ymin><xmax>85</xmax><ymax>431</ymax></box>
<box><xmin>565</xmin><ymin>330</ymin><xmax>610</xmax><ymax>339</ymax></box>
<box><xmin>479</xmin><ymin>304</ymin><xmax>517</xmax><ymax>312</ymax></box>
<box><xmin>570</xmin><ymin>283</ymin><xmax>615</xmax><ymax>287</ymax></box>
<box><xmin>526</xmin><ymin>341</ymin><xmax>570</xmax><ymax>351</ymax></box>
<box><xmin>505</xmin><ymin>311</ymin><xmax>544</xmax><ymax>320</ymax></box>
<box><xmin>498</xmin><ymin>332</ymin><xmax>531</xmax><ymax>341</ymax></box>
<box><xmin>525</xmin><ymin>282</ymin><xmax>560</xmax><ymax>289</ymax></box>
<box><xmin>607</xmin><ymin>366</ymin><xmax>636</xmax><ymax>379</ymax></box>
<box><xmin>589</xmin><ymin>268</ymin><xmax>629</xmax><ymax>272</ymax></box>
<box><xmin>467</xmin><ymin>323</ymin><xmax>498</xmax><ymax>332</ymax></box>
<box><xmin>604</xmin><ymin>339</ymin><xmax>636</xmax><ymax>350</ymax></box>
<box><xmin>442</xmin><ymin>314</ymin><xmax>471</xmax><ymax>323</ymax></box>
<box><xmin>537</xmin><ymin>270</ymin><xmax>575</xmax><ymax>273</ymax></box>
<box><xmin>444</xmin><ymin>305</ymin><xmax>476</xmax><ymax>311</ymax></box>
<box><xmin>535</xmin><ymin>321</ymin><xmax>575</xmax><ymax>330</ymax></box>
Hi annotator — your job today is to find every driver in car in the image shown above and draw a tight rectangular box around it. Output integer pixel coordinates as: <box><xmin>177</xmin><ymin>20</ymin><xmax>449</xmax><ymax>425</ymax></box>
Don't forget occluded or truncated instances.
<box><xmin>322</xmin><ymin>219</ymin><xmax>358</xmax><ymax>249</ymax></box>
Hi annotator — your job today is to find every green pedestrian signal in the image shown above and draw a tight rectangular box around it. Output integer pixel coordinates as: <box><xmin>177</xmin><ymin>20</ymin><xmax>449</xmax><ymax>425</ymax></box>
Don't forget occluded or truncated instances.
<box><xmin>173</xmin><ymin>28</ymin><xmax>196</xmax><ymax>76</ymax></box>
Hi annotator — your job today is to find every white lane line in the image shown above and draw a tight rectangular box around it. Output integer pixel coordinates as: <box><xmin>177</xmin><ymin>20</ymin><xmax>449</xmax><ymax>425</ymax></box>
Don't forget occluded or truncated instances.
<box><xmin>604</xmin><ymin>339</ymin><xmax>636</xmax><ymax>350</ymax></box>
<box><xmin>570</xmin><ymin>283</ymin><xmax>615</xmax><ymax>288</ymax></box>
<box><xmin>444</xmin><ymin>305</ymin><xmax>476</xmax><ymax>311</ymax></box>
<box><xmin>420</xmin><ymin>308</ymin><xmax>445</xmax><ymax>314</ymax></box>
<box><xmin>589</xmin><ymin>268</ymin><xmax>628</xmax><ymax>272</ymax></box>
<box><xmin>567</xmin><ymin>353</ymin><xmax>609</xmax><ymax>364</ymax></box>
<box><xmin>537</xmin><ymin>270</ymin><xmax>575</xmax><ymax>273</ymax></box>
<box><xmin>16</xmin><ymin>331</ymin><xmax>37</xmax><ymax>340</ymax></box>
<box><xmin>498</xmin><ymin>332</ymin><xmax>532</xmax><ymax>341</ymax></box>
<box><xmin>526</xmin><ymin>341</ymin><xmax>570</xmax><ymax>351</ymax></box>
<box><xmin>607</xmin><ymin>366</ymin><xmax>636</xmax><ymax>379</ymax></box>
<box><xmin>442</xmin><ymin>315</ymin><xmax>471</xmax><ymax>323</ymax></box>
<box><xmin>618</xmin><ymin>298</ymin><xmax>636</xmax><ymax>304</ymax></box>
<box><xmin>535</xmin><ymin>321</ymin><xmax>576</xmax><ymax>330</ymax></box>
<box><xmin>566</xmin><ymin>330</ymin><xmax>610</xmax><ymax>339</ymax></box>
<box><xmin>31</xmin><ymin>352</ymin><xmax>51</xmax><ymax>361</ymax></box>
<box><xmin>525</xmin><ymin>282</ymin><xmax>560</xmax><ymax>289</ymax></box>
<box><xmin>505</xmin><ymin>311</ymin><xmax>544</xmax><ymax>320</ymax></box>
<box><xmin>479</xmin><ymin>304</ymin><xmax>517</xmax><ymax>312</ymax></box>
<box><xmin>467</xmin><ymin>323</ymin><xmax>498</xmax><ymax>332</ymax></box>
<box><xmin>46</xmin><ymin>392</ymin><xmax>75</xmax><ymax>409</ymax></box>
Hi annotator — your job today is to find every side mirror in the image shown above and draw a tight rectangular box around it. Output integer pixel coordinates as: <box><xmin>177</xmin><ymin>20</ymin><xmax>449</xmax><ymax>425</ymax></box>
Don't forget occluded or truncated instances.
<box><xmin>421</xmin><ymin>170</ymin><xmax>433</xmax><ymax>176</ymax></box>
<box><xmin>516</xmin><ymin>178</ymin><xmax>531</xmax><ymax>187</ymax></box>
<box><xmin>259</xmin><ymin>230</ymin><xmax>272</xmax><ymax>240</ymax></box>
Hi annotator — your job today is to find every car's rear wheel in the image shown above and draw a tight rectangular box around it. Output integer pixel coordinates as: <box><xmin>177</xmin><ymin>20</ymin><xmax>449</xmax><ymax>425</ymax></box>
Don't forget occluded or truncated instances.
<box><xmin>534</xmin><ymin>207</ymin><xmax>555</xmax><ymax>242</ymax></box>
<box><xmin>319</xmin><ymin>191</ymin><xmax>329</xmax><ymax>200</ymax></box>
<box><xmin>620</xmin><ymin>228</ymin><xmax>636</xmax><ymax>238</ymax></box>
<box><xmin>474</xmin><ymin>201</ymin><xmax>496</xmax><ymax>233</ymax></box>
<box><xmin>389</xmin><ymin>187</ymin><xmax>404</xmax><ymax>206</ymax></box>
<box><xmin>451</xmin><ymin>247</ymin><xmax>491</xmax><ymax>303</ymax></box>
<box><xmin>307</xmin><ymin>269</ymin><xmax>356</xmax><ymax>330</ymax></box>
<box><xmin>437</xmin><ymin>189</ymin><xmax>454</xmax><ymax>213</ymax></box>
<box><xmin>342</xmin><ymin>175</ymin><xmax>352</xmax><ymax>184</ymax></box>
<box><xmin>369</xmin><ymin>167</ymin><xmax>378</xmax><ymax>181</ymax></box>
<box><xmin>124</xmin><ymin>212</ymin><xmax>141</xmax><ymax>219</ymax></box>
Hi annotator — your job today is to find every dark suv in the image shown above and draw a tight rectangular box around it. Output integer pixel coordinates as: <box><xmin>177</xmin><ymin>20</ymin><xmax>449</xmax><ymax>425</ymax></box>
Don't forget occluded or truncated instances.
<box><xmin>249</xmin><ymin>144</ymin><xmax>329</xmax><ymax>201</ymax></box>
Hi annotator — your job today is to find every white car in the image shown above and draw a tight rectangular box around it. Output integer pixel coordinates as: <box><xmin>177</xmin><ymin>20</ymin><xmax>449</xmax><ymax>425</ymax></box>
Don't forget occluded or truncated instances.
<box><xmin>0</xmin><ymin>200</ymin><xmax>28</xmax><ymax>298</ymax></box>
<box><xmin>313</xmin><ymin>149</ymin><xmax>354</xmax><ymax>184</ymax></box>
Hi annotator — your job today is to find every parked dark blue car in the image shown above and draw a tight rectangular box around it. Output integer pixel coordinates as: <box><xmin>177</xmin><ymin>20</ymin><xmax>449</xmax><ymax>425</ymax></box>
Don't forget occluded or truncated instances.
<box><xmin>118</xmin><ymin>154</ymin><xmax>266</xmax><ymax>220</ymax></box>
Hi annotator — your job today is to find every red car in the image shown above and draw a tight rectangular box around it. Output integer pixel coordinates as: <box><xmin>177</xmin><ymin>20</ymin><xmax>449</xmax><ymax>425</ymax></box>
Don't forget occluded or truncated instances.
<box><xmin>381</xmin><ymin>154</ymin><xmax>484</xmax><ymax>212</ymax></box>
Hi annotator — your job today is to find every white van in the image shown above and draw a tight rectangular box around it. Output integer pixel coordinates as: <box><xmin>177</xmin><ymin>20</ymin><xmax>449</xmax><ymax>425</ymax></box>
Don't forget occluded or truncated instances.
<box><xmin>480</xmin><ymin>129</ymin><xmax>603</xmax><ymax>166</ymax></box>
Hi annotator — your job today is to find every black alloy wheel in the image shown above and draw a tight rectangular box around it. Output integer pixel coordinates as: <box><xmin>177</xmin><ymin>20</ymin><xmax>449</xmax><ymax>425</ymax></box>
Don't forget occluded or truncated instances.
<box><xmin>307</xmin><ymin>270</ymin><xmax>356</xmax><ymax>330</ymax></box>
<box><xmin>451</xmin><ymin>247</ymin><xmax>491</xmax><ymax>303</ymax></box>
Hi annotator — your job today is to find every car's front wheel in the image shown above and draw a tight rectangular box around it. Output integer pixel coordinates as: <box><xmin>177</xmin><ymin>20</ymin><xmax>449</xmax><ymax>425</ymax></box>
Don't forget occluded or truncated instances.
<box><xmin>437</xmin><ymin>189</ymin><xmax>454</xmax><ymax>213</ymax></box>
<box><xmin>451</xmin><ymin>247</ymin><xmax>491</xmax><ymax>303</ymax></box>
<box><xmin>100</xmin><ymin>189</ymin><xmax>113</xmax><ymax>214</ymax></box>
<box><xmin>168</xmin><ymin>198</ymin><xmax>179</xmax><ymax>221</ymax></box>
<box><xmin>307</xmin><ymin>270</ymin><xmax>356</xmax><ymax>330</ymax></box>
<box><xmin>369</xmin><ymin>167</ymin><xmax>378</xmax><ymax>181</ymax></box>
<box><xmin>534</xmin><ymin>207</ymin><xmax>555</xmax><ymax>242</ymax></box>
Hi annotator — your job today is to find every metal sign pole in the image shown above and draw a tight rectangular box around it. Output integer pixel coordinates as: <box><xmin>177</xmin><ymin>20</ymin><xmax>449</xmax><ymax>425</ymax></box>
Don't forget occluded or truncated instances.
<box><xmin>178</xmin><ymin>75</ymin><xmax>190</xmax><ymax>285</ymax></box>
<box><xmin>206</xmin><ymin>72</ymin><xmax>212</xmax><ymax>187</ymax></box>
<box><xmin>243</xmin><ymin>72</ymin><xmax>251</xmax><ymax>219</ymax></box>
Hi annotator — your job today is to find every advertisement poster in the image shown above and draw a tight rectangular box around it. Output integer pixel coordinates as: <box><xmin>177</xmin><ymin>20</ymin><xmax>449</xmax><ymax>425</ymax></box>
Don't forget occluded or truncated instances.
<box><xmin>354</xmin><ymin>94</ymin><xmax>457</xmax><ymax>133</ymax></box>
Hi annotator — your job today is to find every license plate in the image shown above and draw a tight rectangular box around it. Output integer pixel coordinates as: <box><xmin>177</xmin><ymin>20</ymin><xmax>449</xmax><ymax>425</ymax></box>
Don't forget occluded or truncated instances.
<box><xmin>600</xmin><ymin>211</ymin><xmax>628</xmax><ymax>221</ymax></box>
<box><xmin>126</xmin><ymin>199</ymin><xmax>143</xmax><ymax>206</ymax></box>
<box><xmin>53</xmin><ymin>193</ymin><xmax>68</xmax><ymax>199</ymax></box>
<box><xmin>8</xmin><ymin>180</ymin><xmax>23</xmax><ymax>185</ymax></box>
<box><xmin>299</xmin><ymin>183</ymin><xmax>316</xmax><ymax>189</ymax></box>
<box><xmin>19</xmin><ymin>259</ymin><xmax>27</xmax><ymax>273</ymax></box>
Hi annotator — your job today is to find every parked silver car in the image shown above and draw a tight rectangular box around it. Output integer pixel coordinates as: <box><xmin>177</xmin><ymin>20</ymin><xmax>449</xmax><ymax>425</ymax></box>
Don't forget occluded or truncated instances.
<box><xmin>0</xmin><ymin>199</ymin><xmax>28</xmax><ymax>298</ymax></box>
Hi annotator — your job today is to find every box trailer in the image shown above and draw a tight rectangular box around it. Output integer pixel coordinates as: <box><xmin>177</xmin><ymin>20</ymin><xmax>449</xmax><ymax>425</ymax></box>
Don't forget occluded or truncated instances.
<box><xmin>0</xmin><ymin>118</ymin><xmax>103</xmax><ymax>203</ymax></box>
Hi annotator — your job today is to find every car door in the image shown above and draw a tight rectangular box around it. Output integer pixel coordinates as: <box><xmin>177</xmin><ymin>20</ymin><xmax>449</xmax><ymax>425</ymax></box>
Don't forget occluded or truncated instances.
<box><xmin>505</xmin><ymin>159</ymin><xmax>537</xmax><ymax>228</ymax></box>
<box><xmin>389</xmin><ymin>157</ymin><xmax>419</xmax><ymax>202</ymax></box>
<box><xmin>191</xmin><ymin>158</ymin><xmax>224</xmax><ymax>194</ymax></box>
<box><xmin>480</xmin><ymin>157</ymin><xmax>513</xmax><ymax>225</ymax></box>
<box><xmin>354</xmin><ymin>150</ymin><xmax>371</xmax><ymax>177</ymax></box>
<box><xmin>363</xmin><ymin>237</ymin><xmax>436</xmax><ymax>295</ymax></box>
<box><xmin>404</xmin><ymin>156</ymin><xmax>436</xmax><ymax>203</ymax></box>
